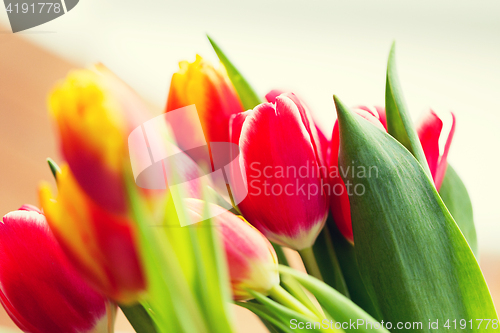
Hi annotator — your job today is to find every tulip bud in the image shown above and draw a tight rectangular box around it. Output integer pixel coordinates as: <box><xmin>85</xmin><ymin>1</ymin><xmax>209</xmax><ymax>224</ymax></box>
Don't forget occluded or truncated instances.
<box><xmin>39</xmin><ymin>166</ymin><xmax>145</xmax><ymax>304</ymax></box>
<box><xmin>48</xmin><ymin>65</ymin><xmax>152</xmax><ymax>214</ymax></box>
<box><xmin>230</xmin><ymin>92</ymin><xmax>329</xmax><ymax>251</ymax></box>
<box><xmin>185</xmin><ymin>199</ymin><xmax>279</xmax><ymax>301</ymax></box>
<box><xmin>0</xmin><ymin>205</ymin><xmax>115</xmax><ymax>333</ymax></box>
<box><xmin>166</xmin><ymin>55</ymin><xmax>244</xmax><ymax>152</ymax></box>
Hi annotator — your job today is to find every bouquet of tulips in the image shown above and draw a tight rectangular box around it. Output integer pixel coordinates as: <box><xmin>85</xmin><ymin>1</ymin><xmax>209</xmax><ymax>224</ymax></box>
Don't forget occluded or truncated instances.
<box><xmin>0</xmin><ymin>37</ymin><xmax>496</xmax><ymax>333</ymax></box>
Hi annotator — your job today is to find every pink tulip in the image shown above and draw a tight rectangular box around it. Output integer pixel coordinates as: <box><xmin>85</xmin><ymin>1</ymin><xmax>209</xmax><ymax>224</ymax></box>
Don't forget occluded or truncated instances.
<box><xmin>0</xmin><ymin>205</ymin><xmax>115</xmax><ymax>333</ymax></box>
<box><xmin>185</xmin><ymin>199</ymin><xmax>279</xmax><ymax>300</ymax></box>
<box><xmin>230</xmin><ymin>92</ymin><xmax>329</xmax><ymax>251</ymax></box>
<box><xmin>329</xmin><ymin>106</ymin><xmax>455</xmax><ymax>242</ymax></box>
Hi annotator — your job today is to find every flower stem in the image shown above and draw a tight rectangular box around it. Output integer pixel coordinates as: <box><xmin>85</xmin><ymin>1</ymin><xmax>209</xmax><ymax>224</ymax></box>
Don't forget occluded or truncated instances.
<box><xmin>269</xmin><ymin>284</ymin><xmax>318</xmax><ymax>320</ymax></box>
<box><xmin>299</xmin><ymin>246</ymin><xmax>324</xmax><ymax>282</ymax></box>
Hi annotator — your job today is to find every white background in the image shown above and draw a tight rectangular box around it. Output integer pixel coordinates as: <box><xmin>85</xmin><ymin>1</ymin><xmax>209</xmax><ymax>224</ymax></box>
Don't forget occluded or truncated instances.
<box><xmin>1</xmin><ymin>0</ymin><xmax>499</xmax><ymax>253</ymax></box>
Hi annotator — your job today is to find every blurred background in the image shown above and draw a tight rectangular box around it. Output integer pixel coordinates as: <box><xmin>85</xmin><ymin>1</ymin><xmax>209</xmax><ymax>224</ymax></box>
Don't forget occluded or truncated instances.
<box><xmin>1</xmin><ymin>0</ymin><xmax>499</xmax><ymax>331</ymax></box>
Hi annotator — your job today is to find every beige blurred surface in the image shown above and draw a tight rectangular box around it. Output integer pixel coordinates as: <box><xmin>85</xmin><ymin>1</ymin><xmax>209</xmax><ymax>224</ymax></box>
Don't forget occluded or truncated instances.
<box><xmin>0</xmin><ymin>27</ymin><xmax>498</xmax><ymax>332</ymax></box>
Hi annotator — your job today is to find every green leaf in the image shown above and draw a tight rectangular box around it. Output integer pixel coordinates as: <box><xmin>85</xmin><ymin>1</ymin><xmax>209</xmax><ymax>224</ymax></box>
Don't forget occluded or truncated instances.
<box><xmin>439</xmin><ymin>164</ymin><xmax>478</xmax><ymax>257</ymax></box>
<box><xmin>326</xmin><ymin>221</ymin><xmax>382</xmax><ymax>321</ymax></box>
<box><xmin>385</xmin><ymin>42</ymin><xmax>431</xmax><ymax>178</ymax></box>
<box><xmin>127</xmin><ymin>180</ymin><xmax>209</xmax><ymax>333</ymax></box>
<box><xmin>280</xmin><ymin>266</ymin><xmax>388</xmax><ymax>333</ymax></box>
<box><xmin>187</xmin><ymin>197</ymin><xmax>236</xmax><ymax>333</ymax></box>
<box><xmin>207</xmin><ymin>35</ymin><xmax>262</xmax><ymax>110</ymax></box>
<box><xmin>119</xmin><ymin>303</ymin><xmax>157</xmax><ymax>333</ymax></box>
<box><xmin>334</xmin><ymin>96</ymin><xmax>497</xmax><ymax>332</ymax></box>
<box><xmin>46</xmin><ymin>157</ymin><xmax>61</xmax><ymax>180</ymax></box>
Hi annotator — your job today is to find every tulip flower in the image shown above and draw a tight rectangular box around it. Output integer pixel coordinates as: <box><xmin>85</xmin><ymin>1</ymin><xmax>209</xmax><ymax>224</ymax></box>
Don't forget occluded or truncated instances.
<box><xmin>329</xmin><ymin>106</ymin><xmax>455</xmax><ymax>242</ymax></box>
<box><xmin>39</xmin><ymin>166</ymin><xmax>145</xmax><ymax>304</ymax></box>
<box><xmin>0</xmin><ymin>205</ymin><xmax>115</xmax><ymax>333</ymax></box>
<box><xmin>166</xmin><ymin>55</ymin><xmax>244</xmax><ymax>155</ymax></box>
<box><xmin>185</xmin><ymin>199</ymin><xmax>279</xmax><ymax>301</ymax></box>
<box><xmin>48</xmin><ymin>64</ymin><xmax>153</xmax><ymax>214</ymax></box>
<box><xmin>229</xmin><ymin>92</ymin><xmax>329</xmax><ymax>252</ymax></box>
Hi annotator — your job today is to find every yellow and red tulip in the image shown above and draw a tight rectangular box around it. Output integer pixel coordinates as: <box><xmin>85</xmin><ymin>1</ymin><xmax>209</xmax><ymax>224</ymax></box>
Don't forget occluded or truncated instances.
<box><xmin>185</xmin><ymin>199</ymin><xmax>279</xmax><ymax>301</ymax></box>
<box><xmin>48</xmin><ymin>65</ymin><xmax>152</xmax><ymax>214</ymax></box>
<box><xmin>0</xmin><ymin>205</ymin><xmax>115</xmax><ymax>333</ymax></box>
<box><xmin>39</xmin><ymin>166</ymin><xmax>145</xmax><ymax>304</ymax></box>
<box><xmin>166</xmin><ymin>55</ymin><xmax>244</xmax><ymax>151</ymax></box>
<box><xmin>329</xmin><ymin>106</ymin><xmax>456</xmax><ymax>242</ymax></box>
<box><xmin>230</xmin><ymin>92</ymin><xmax>329</xmax><ymax>251</ymax></box>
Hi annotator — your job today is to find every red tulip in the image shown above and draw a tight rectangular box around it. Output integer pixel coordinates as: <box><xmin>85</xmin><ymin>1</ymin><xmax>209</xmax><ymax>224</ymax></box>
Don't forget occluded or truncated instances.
<box><xmin>0</xmin><ymin>205</ymin><xmax>115</xmax><ymax>333</ymax></box>
<box><xmin>329</xmin><ymin>106</ymin><xmax>455</xmax><ymax>242</ymax></box>
<box><xmin>230</xmin><ymin>92</ymin><xmax>328</xmax><ymax>251</ymax></box>
<box><xmin>185</xmin><ymin>199</ymin><xmax>279</xmax><ymax>300</ymax></box>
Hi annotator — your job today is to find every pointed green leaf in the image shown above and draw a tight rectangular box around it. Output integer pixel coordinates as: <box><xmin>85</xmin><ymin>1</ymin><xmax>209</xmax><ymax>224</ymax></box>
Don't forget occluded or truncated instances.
<box><xmin>47</xmin><ymin>157</ymin><xmax>61</xmax><ymax>180</ymax></box>
<box><xmin>207</xmin><ymin>35</ymin><xmax>262</xmax><ymax>110</ymax></box>
<box><xmin>334</xmin><ymin>96</ymin><xmax>497</xmax><ymax>332</ymax></box>
<box><xmin>280</xmin><ymin>266</ymin><xmax>388</xmax><ymax>333</ymax></box>
<box><xmin>385</xmin><ymin>42</ymin><xmax>431</xmax><ymax>178</ymax></box>
<box><xmin>439</xmin><ymin>164</ymin><xmax>478</xmax><ymax>257</ymax></box>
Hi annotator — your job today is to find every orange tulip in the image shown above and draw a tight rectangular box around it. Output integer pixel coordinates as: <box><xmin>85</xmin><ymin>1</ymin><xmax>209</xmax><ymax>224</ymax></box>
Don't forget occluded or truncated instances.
<box><xmin>166</xmin><ymin>55</ymin><xmax>244</xmax><ymax>157</ymax></box>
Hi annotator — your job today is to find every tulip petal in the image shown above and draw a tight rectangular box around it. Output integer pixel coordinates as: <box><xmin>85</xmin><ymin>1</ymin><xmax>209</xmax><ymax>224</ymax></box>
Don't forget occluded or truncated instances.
<box><xmin>416</xmin><ymin>110</ymin><xmax>443</xmax><ymax>181</ymax></box>
<box><xmin>237</xmin><ymin>99</ymin><xmax>327</xmax><ymax>250</ymax></box>
<box><xmin>435</xmin><ymin>112</ymin><xmax>456</xmax><ymax>190</ymax></box>
<box><xmin>328</xmin><ymin>121</ymin><xmax>354</xmax><ymax>242</ymax></box>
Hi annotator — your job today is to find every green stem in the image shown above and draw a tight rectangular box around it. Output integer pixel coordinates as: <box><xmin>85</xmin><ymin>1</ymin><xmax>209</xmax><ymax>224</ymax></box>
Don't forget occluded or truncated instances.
<box><xmin>281</xmin><ymin>274</ymin><xmax>323</xmax><ymax>319</ymax></box>
<box><xmin>269</xmin><ymin>284</ymin><xmax>318</xmax><ymax>320</ymax></box>
<box><xmin>299</xmin><ymin>246</ymin><xmax>324</xmax><ymax>282</ymax></box>
<box><xmin>271</xmin><ymin>242</ymin><xmax>289</xmax><ymax>266</ymax></box>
